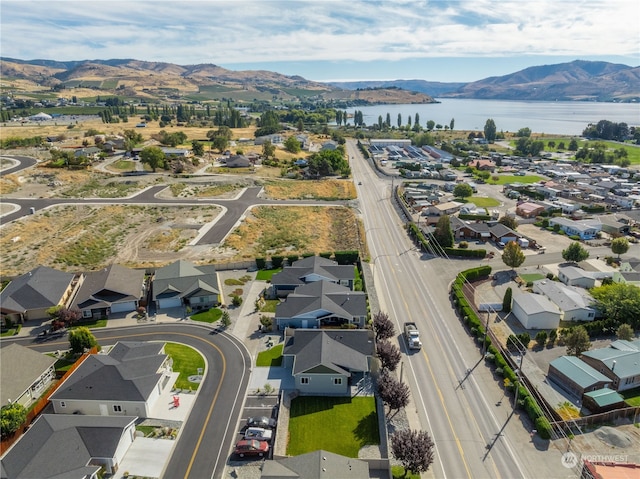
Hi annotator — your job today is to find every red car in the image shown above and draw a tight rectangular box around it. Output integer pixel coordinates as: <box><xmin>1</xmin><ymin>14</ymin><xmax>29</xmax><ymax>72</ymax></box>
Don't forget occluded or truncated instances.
<box><xmin>233</xmin><ymin>439</ymin><xmax>269</xmax><ymax>458</ymax></box>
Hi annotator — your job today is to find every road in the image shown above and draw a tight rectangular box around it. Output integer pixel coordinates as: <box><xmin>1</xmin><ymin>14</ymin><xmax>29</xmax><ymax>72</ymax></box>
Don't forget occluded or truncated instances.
<box><xmin>1</xmin><ymin>323</ymin><xmax>251</xmax><ymax>479</ymax></box>
<box><xmin>348</xmin><ymin>141</ymin><xmax>568</xmax><ymax>479</ymax></box>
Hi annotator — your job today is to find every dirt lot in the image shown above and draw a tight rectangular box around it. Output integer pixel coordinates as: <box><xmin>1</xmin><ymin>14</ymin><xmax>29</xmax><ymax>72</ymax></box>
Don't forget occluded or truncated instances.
<box><xmin>1</xmin><ymin>149</ymin><xmax>362</xmax><ymax>276</ymax></box>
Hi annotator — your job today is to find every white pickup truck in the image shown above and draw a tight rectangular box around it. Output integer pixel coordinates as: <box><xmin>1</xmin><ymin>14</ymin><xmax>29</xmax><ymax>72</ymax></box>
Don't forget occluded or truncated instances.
<box><xmin>404</xmin><ymin>322</ymin><xmax>422</xmax><ymax>350</ymax></box>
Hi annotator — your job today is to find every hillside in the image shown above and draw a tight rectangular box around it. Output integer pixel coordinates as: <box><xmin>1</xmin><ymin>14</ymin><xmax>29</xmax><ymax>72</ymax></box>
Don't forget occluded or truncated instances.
<box><xmin>442</xmin><ymin>60</ymin><xmax>640</xmax><ymax>102</ymax></box>
<box><xmin>0</xmin><ymin>58</ymin><xmax>436</xmax><ymax>105</ymax></box>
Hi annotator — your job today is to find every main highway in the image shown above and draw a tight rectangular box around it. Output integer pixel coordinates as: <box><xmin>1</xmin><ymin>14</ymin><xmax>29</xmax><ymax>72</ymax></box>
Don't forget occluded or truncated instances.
<box><xmin>347</xmin><ymin>140</ymin><xmax>569</xmax><ymax>479</ymax></box>
<box><xmin>1</xmin><ymin>323</ymin><xmax>250</xmax><ymax>479</ymax></box>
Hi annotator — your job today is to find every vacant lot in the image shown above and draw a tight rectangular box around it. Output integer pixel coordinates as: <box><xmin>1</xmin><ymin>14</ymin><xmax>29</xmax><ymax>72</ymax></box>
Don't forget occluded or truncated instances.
<box><xmin>264</xmin><ymin>179</ymin><xmax>356</xmax><ymax>200</ymax></box>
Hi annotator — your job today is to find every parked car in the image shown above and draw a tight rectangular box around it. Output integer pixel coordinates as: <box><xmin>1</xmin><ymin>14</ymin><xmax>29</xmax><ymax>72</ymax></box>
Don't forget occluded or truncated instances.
<box><xmin>244</xmin><ymin>427</ymin><xmax>273</xmax><ymax>442</ymax></box>
<box><xmin>233</xmin><ymin>439</ymin><xmax>269</xmax><ymax>458</ymax></box>
<box><xmin>246</xmin><ymin>416</ymin><xmax>277</xmax><ymax>429</ymax></box>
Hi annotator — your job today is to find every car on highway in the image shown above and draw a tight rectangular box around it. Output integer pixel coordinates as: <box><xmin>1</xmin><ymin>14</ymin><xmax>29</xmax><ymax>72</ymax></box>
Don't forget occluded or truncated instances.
<box><xmin>244</xmin><ymin>427</ymin><xmax>273</xmax><ymax>442</ymax></box>
<box><xmin>246</xmin><ymin>416</ymin><xmax>276</xmax><ymax>429</ymax></box>
<box><xmin>233</xmin><ymin>439</ymin><xmax>269</xmax><ymax>458</ymax></box>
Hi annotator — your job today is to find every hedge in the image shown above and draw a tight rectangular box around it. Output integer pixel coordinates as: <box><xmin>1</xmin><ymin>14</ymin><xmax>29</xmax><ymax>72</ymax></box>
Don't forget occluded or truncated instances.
<box><xmin>443</xmin><ymin>247</ymin><xmax>487</xmax><ymax>258</ymax></box>
<box><xmin>459</xmin><ymin>214</ymin><xmax>491</xmax><ymax>221</ymax></box>
<box><xmin>452</xmin><ymin>266</ymin><xmax>553</xmax><ymax>439</ymax></box>
<box><xmin>271</xmin><ymin>255</ymin><xmax>284</xmax><ymax>268</ymax></box>
<box><xmin>255</xmin><ymin>257</ymin><xmax>266</xmax><ymax>269</ymax></box>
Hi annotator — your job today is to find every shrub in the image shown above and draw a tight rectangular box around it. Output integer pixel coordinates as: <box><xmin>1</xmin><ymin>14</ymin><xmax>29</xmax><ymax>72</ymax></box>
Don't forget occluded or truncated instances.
<box><xmin>459</xmin><ymin>241</ymin><xmax>469</xmax><ymax>249</ymax></box>
<box><xmin>535</xmin><ymin>416</ymin><xmax>553</xmax><ymax>439</ymax></box>
<box><xmin>256</xmin><ymin>257</ymin><xmax>266</xmax><ymax>269</ymax></box>
<box><xmin>271</xmin><ymin>256</ymin><xmax>284</xmax><ymax>268</ymax></box>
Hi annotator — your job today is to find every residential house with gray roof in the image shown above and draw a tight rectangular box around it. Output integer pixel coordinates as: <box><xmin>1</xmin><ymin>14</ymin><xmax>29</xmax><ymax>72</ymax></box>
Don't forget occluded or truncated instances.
<box><xmin>580</xmin><ymin>340</ymin><xmax>640</xmax><ymax>392</ymax></box>
<box><xmin>547</xmin><ymin>356</ymin><xmax>612</xmax><ymax>398</ymax></box>
<box><xmin>532</xmin><ymin>279</ymin><xmax>597</xmax><ymax>322</ymax></box>
<box><xmin>282</xmin><ymin>329</ymin><xmax>375</xmax><ymax>396</ymax></box>
<box><xmin>0</xmin><ymin>414</ymin><xmax>136</xmax><ymax>478</ymax></box>
<box><xmin>261</xmin><ymin>449</ymin><xmax>371</xmax><ymax>479</ymax></box>
<box><xmin>613</xmin><ymin>258</ymin><xmax>640</xmax><ymax>286</ymax></box>
<box><xmin>511</xmin><ymin>293</ymin><xmax>562</xmax><ymax>330</ymax></box>
<box><xmin>49</xmin><ymin>341</ymin><xmax>172</xmax><ymax>417</ymax></box>
<box><xmin>152</xmin><ymin>260</ymin><xmax>219</xmax><ymax>311</ymax></box>
<box><xmin>271</xmin><ymin>256</ymin><xmax>354</xmax><ymax>298</ymax></box>
<box><xmin>0</xmin><ymin>344</ymin><xmax>56</xmax><ymax>407</ymax></box>
<box><xmin>72</xmin><ymin>264</ymin><xmax>147</xmax><ymax>318</ymax></box>
<box><xmin>275</xmin><ymin>281</ymin><xmax>367</xmax><ymax>330</ymax></box>
<box><xmin>549</xmin><ymin>217</ymin><xmax>602</xmax><ymax>240</ymax></box>
<box><xmin>557</xmin><ymin>265</ymin><xmax>596</xmax><ymax>289</ymax></box>
<box><xmin>0</xmin><ymin>266</ymin><xmax>79</xmax><ymax>324</ymax></box>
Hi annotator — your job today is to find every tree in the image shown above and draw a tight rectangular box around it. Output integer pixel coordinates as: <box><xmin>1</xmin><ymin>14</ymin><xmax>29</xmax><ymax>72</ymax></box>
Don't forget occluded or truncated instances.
<box><xmin>397</xmin><ymin>113</ymin><xmax>402</xmax><ymax>128</ymax></box>
<box><xmin>1</xmin><ymin>403</ymin><xmax>27</xmax><ymax>438</ymax></box>
<box><xmin>450</xmin><ymin>118</ymin><xmax>455</xmax><ymax>131</ymax></box>
<box><xmin>191</xmin><ymin>140</ymin><xmax>204</xmax><ymax>156</ymax></box>
<box><xmin>390</xmin><ymin>429</ymin><xmax>435</xmax><ymax>477</ymax></box>
<box><xmin>262</xmin><ymin>140</ymin><xmax>276</xmax><ymax>159</ymax></box>
<box><xmin>453</xmin><ymin>183</ymin><xmax>473</xmax><ymax>199</ymax></box>
<box><xmin>564</xmin><ymin>326</ymin><xmax>591</xmax><ymax>356</ymax></box>
<box><xmin>535</xmin><ymin>331</ymin><xmax>548</xmax><ymax>348</ymax></box>
<box><xmin>140</xmin><ymin>146</ymin><xmax>165</xmax><ymax>172</ymax></box>
<box><xmin>503</xmin><ymin>287</ymin><xmax>513</xmax><ymax>313</ymax></box>
<box><xmin>373</xmin><ymin>311</ymin><xmax>395</xmax><ymax>341</ymax></box>
<box><xmin>377</xmin><ymin>371</ymin><xmax>410</xmax><ymax>415</ymax></box>
<box><xmin>212</xmin><ymin>135</ymin><xmax>229</xmax><ymax>153</ymax></box>
<box><xmin>221</xmin><ymin>310</ymin><xmax>231</xmax><ymax>328</ymax></box>
<box><xmin>284</xmin><ymin>136</ymin><xmax>301</xmax><ymax>153</ymax></box>
<box><xmin>484</xmin><ymin>119</ymin><xmax>497</xmax><ymax>143</ymax></box>
<box><xmin>433</xmin><ymin>215</ymin><xmax>454</xmax><ymax>248</ymax></box>
<box><xmin>591</xmin><ymin>283</ymin><xmax>640</xmax><ymax>329</ymax></box>
<box><xmin>562</xmin><ymin>242</ymin><xmax>589</xmax><ymax>263</ymax></box>
<box><xmin>502</xmin><ymin>241</ymin><xmax>525</xmax><ymax>270</ymax></box>
<box><xmin>376</xmin><ymin>340</ymin><xmax>401</xmax><ymax>372</ymax></box>
<box><xmin>426</xmin><ymin>120</ymin><xmax>435</xmax><ymax>131</ymax></box>
<box><xmin>498</xmin><ymin>215</ymin><xmax>518</xmax><ymax>231</ymax></box>
<box><xmin>616</xmin><ymin>323</ymin><xmax>634</xmax><ymax>341</ymax></box>
<box><xmin>611</xmin><ymin>237</ymin><xmax>629</xmax><ymax>259</ymax></box>
<box><xmin>568</xmin><ymin>138</ymin><xmax>579</xmax><ymax>151</ymax></box>
<box><xmin>69</xmin><ymin>327</ymin><xmax>98</xmax><ymax>354</ymax></box>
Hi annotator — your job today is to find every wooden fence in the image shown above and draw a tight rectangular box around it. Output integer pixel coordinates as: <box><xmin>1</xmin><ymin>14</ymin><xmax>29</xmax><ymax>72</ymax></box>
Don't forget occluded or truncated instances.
<box><xmin>0</xmin><ymin>346</ymin><xmax>98</xmax><ymax>455</ymax></box>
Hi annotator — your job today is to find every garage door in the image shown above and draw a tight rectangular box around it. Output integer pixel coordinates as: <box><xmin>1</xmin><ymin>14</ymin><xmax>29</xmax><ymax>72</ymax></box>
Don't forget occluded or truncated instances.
<box><xmin>110</xmin><ymin>301</ymin><xmax>136</xmax><ymax>313</ymax></box>
<box><xmin>158</xmin><ymin>298</ymin><xmax>182</xmax><ymax>309</ymax></box>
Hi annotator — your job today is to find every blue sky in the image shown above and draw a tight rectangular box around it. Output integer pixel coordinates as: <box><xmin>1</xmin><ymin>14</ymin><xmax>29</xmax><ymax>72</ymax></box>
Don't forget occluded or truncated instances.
<box><xmin>1</xmin><ymin>0</ymin><xmax>638</xmax><ymax>82</ymax></box>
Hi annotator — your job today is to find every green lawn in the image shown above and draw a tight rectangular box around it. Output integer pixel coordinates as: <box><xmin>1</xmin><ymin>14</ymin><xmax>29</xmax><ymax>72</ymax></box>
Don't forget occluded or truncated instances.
<box><xmin>190</xmin><ymin>308</ymin><xmax>222</xmax><ymax>323</ymax></box>
<box><xmin>469</xmin><ymin>196</ymin><xmax>500</xmax><ymax>207</ymax></box>
<box><xmin>0</xmin><ymin>326</ymin><xmax>20</xmax><ymax>337</ymax></box>
<box><xmin>488</xmin><ymin>175</ymin><xmax>543</xmax><ymax>185</ymax></box>
<box><xmin>164</xmin><ymin>342</ymin><xmax>205</xmax><ymax>390</ymax></box>
<box><xmin>620</xmin><ymin>387</ymin><xmax>640</xmax><ymax>407</ymax></box>
<box><xmin>255</xmin><ymin>268</ymin><xmax>282</xmax><ymax>281</ymax></box>
<box><xmin>520</xmin><ymin>273</ymin><xmax>546</xmax><ymax>283</ymax></box>
<box><xmin>287</xmin><ymin>396</ymin><xmax>379</xmax><ymax>457</ymax></box>
<box><xmin>260</xmin><ymin>299</ymin><xmax>279</xmax><ymax>313</ymax></box>
<box><xmin>256</xmin><ymin>344</ymin><xmax>283</xmax><ymax>367</ymax></box>
<box><xmin>392</xmin><ymin>466</ymin><xmax>421</xmax><ymax>479</ymax></box>
<box><xmin>70</xmin><ymin>318</ymin><xmax>107</xmax><ymax>329</ymax></box>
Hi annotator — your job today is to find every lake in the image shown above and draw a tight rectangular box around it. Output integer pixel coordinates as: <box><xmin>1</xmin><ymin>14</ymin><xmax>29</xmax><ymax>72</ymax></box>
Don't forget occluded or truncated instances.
<box><xmin>346</xmin><ymin>99</ymin><xmax>640</xmax><ymax>136</ymax></box>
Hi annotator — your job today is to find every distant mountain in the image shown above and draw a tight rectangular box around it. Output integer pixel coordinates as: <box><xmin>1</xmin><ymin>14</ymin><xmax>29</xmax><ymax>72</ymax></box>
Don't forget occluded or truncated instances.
<box><xmin>442</xmin><ymin>60</ymin><xmax>640</xmax><ymax>102</ymax></box>
<box><xmin>0</xmin><ymin>58</ymin><xmax>436</xmax><ymax>105</ymax></box>
<box><xmin>326</xmin><ymin>79</ymin><xmax>466</xmax><ymax>98</ymax></box>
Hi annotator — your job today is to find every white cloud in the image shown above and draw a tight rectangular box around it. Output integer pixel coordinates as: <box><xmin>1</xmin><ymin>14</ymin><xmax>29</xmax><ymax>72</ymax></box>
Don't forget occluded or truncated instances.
<box><xmin>1</xmin><ymin>0</ymin><xmax>637</xmax><ymax>64</ymax></box>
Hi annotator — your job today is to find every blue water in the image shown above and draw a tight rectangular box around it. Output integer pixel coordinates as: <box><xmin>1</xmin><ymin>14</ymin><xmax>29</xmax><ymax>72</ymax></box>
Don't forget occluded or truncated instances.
<box><xmin>347</xmin><ymin>99</ymin><xmax>640</xmax><ymax>136</ymax></box>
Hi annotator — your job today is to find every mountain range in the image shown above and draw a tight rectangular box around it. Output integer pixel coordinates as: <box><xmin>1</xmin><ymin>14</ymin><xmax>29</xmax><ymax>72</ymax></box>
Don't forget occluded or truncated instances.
<box><xmin>1</xmin><ymin>58</ymin><xmax>638</xmax><ymax>104</ymax></box>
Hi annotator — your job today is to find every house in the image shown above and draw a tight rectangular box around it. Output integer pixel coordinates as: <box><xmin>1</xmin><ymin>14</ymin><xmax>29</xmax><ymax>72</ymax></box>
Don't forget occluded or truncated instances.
<box><xmin>450</xmin><ymin>216</ymin><xmax>492</xmax><ymax>240</ymax></box>
<box><xmin>0</xmin><ymin>344</ymin><xmax>57</xmax><ymax>407</ymax></box>
<box><xmin>557</xmin><ymin>266</ymin><xmax>596</xmax><ymax>289</ymax></box>
<box><xmin>152</xmin><ymin>260</ymin><xmax>219</xmax><ymax>311</ymax></box>
<box><xmin>488</xmin><ymin>223</ymin><xmax>520</xmax><ymax>245</ymax></box>
<box><xmin>422</xmin><ymin>201</ymin><xmax>462</xmax><ymax>225</ymax></box>
<box><xmin>582</xmin><ymin>388</ymin><xmax>626</xmax><ymax>414</ymax></box>
<box><xmin>261</xmin><ymin>449</ymin><xmax>371</xmax><ymax>479</ymax></box>
<box><xmin>224</xmin><ymin>154</ymin><xmax>251</xmax><ymax>168</ymax></box>
<box><xmin>71</xmin><ymin>264</ymin><xmax>146</xmax><ymax>318</ymax></box>
<box><xmin>74</xmin><ymin>146</ymin><xmax>101</xmax><ymax>160</ymax></box>
<box><xmin>275</xmin><ymin>281</ymin><xmax>367</xmax><ymax>330</ymax></box>
<box><xmin>254</xmin><ymin>134</ymin><xmax>283</xmax><ymax>145</ymax></box>
<box><xmin>549</xmin><ymin>217</ymin><xmax>601</xmax><ymax>240</ymax></box>
<box><xmin>0</xmin><ymin>266</ymin><xmax>79</xmax><ymax>324</ymax></box>
<box><xmin>516</xmin><ymin>202</ymin><xmax>545</xmax><ymax>219</ymax></box>
<box><xmin>270</xmin><ymin>256</ymin><xmax>354</xmax><ymax>298</ymax></box>
<box><xmin>532</xmin><ymin>280</ymin><xmax>597</xmax><ymax>322</ymax></box>
<box><xmin>613</xmin><ymin>258</ymin><xmax>640</xmax><ymax>286</ymax></box>
<box><xmin>0</xmin><ymin>414</ymin><xmax>137</xmax><ymax>478</ymax></box>
<box><xmin>49</xmin><ymin>341</ymin><xmax>173</xmax><ymax>417</ymax></box>
<box><xmin>511</xmin><ymin>293</ymin><xmax>562</xmax><ymax>329</ymax></box>
<box><xmin>596</xmin><ymin>214</ymin><xmax>631</xmax><ymax>236</ymax></box>
<box><xmin>161</xmin><ymin>148</ymin><xmax>191</xmax><ymax>158</ymax></box>
<box><xmin>548</xmin><ymin>356</ymin><xmax>612</xmax><ymax>398</ymax></box>
<box><xmin>580</xmin><ymin>340</ymin><xmax>640</xmax><ymax>392</ymax></box>
<box><xmin>282</xmin><ymin>329</ymin><xmax>375</xmax><ymax>396</ymax></box>
<box><xmin>320</xmin><ymin>141</ymin><xmax>338</xmax><ymax>151</ymax></box>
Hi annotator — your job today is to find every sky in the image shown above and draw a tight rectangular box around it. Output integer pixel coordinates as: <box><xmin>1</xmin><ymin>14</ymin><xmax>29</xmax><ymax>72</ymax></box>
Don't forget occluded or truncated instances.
<box><xmin>1</xmin><ymin>0</ymin><xmax>639</xmax><ymax>83</ymax></box>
